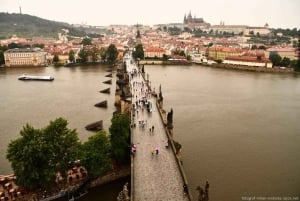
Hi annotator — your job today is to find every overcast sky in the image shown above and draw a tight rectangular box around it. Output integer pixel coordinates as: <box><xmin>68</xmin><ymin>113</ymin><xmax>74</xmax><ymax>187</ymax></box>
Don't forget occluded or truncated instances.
<box><xmin>1</xmin><ymin>0</ymin><xmax>299</xmax><ymax>28</ymax></box>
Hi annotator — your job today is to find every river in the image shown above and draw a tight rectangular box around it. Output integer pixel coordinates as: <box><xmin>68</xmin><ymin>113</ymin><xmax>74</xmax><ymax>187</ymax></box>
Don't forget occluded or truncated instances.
<box><xmin>0</xmin><ymin>64</ymin><xmax>299</xmax><ymax>201</ymax></box>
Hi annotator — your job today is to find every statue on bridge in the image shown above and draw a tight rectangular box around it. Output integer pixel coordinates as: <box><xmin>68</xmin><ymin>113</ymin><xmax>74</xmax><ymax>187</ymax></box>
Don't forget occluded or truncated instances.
<box><xmin>117</xmin><ymin>182</ymin><xmax>130</xmax><ymax>201</ymax></box>
<box><xmin>141</xmin><ymin>65</ymin><xmax>145</xmax><ymax>73</ymax></box>
<box><xmin>159</xmin><ymin>84</ymin><xmax>163</xmax><ymax>101</ymax></box>
<box><xmin>167</xmin><ymin>108</ymin><xmax>173</xmax><ymax>129</ymax></box>
<box><xmin>196</xmin><ymin>181</ymin><xmax>209</xmax><ymax>201</ymax></box>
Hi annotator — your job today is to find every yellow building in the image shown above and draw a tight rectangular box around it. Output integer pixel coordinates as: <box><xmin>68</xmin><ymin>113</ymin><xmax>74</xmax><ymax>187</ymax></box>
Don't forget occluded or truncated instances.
<box><xmin>208</xmin><ymin>46</ymin><xmax>243</xmax><ymax>61</ymax></box>
<box><xmin>266</xmin><ymin>47</ymin><xmax>299</xmax><ymax>60</ymax></box>
<box><xmin>4</xmin><ymin>48</ymin><xmax>47</xmax><ymax>67</ymax></box>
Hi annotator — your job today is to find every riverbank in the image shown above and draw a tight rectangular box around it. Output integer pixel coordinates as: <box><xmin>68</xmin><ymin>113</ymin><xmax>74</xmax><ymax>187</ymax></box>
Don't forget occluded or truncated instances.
<box><xmin>139</xmin><ymin>59</ymin><xmax>192</xmax><ymax>65</ymax></box>
<box><xmin>207</xmin><ymin>63</ymin><xmax>297</xmax><ymax>74</ymax></box>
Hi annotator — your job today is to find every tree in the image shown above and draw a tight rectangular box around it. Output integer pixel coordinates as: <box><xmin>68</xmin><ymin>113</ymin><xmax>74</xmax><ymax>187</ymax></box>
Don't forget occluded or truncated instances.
<box><xmin>162</xmin><ymin>54</ymin><xmax>169</xmax><ymax>61</ymax></box>
<box><xmin>290</xmin><ymin>59</ymin><xmax>300</xmax><ymax>72</ymax></box>
<box><xmin>53</xmin><ymin>54</ymin><xmax>59</xmax><ymax>63</ymax></box>
<box><xmin>133</xmin><ymin>44</ymin><xmax>144</xmax><ymax>60</ymax></box>
<box><xmin>280</xmin><ymin>57</ymin><xmax>291</xmax><ymax>67</ymax></box>
<box><xmin>6</xmin><ymin>118</ymin><xmax>80</xmax><ymax>190</ymax></box>
<box><xmin>184</xmin><ymin>27</ymin><xmax>192</xmax><ymax>33</ymax></box>
<box><xmin>99</xmin><ymin>47</ymin><xmax>107</xmax><ymax>61</ymax></box>
<box><xmin>269</xmin><ymin>53</ymin><xmax>282</xmax><ymax>67</ymax></box>
<box><xmin>0</xmin><ymin>50</ymin><xmax>4</xmax><ymax>65</ymax></box>
<box><xmin>251</xmin><ymin>45</ymin><xmax>257</xmax><ymax>50</ymax></box>
<box><xmin>168</xmin><ymin>26</ymin><xmax>182</xmax><ymax>35</ymax></box>
<box><xmin>68</xmin><ymin>49</ymin><xmax>75</xmax><ymax>63</ymax></box>
<box><xmin>8</xmin><ymin>43</ymin><xmax>22</xmax><ymax>49</ymax></box>
<box><xmin>186</xmin><ymin>55</ymin><xmax>191</xmax><ymax>61</ymax></box>
<box><xmin>80</xmin><ymin>37</ymin><xmax>92</xmax><ymax>46</ymax></box>
<box><xmin>81</xmin><ymin>131</ymin><xmax>111</xmax><ymax>177</ymax></box>
<box><xmin>216</xmin><ymin>59</ymin><xmax>223</xmax><ymax>63</ymax></box>
<box><xmin>0</xmin><ymin>45</ymin><xmax>8</xmax><ymax>65</ymax></box>
<box><xmin>258</xmin><ymin>45</ymin><xmax>266</xmax><ymax>50</ymax></box>
<box><xmin>173</xmin><ymin>49</ymin><xmax>185</xmax><ymax>57</ymax></box>
<box><xmin>32</xmin><ymin>43</ymin><xmax>45</xmax><ymax>49</ymax></box>
<box><xmin>106</xmin><ymin>44</ymin><xmax>118</xmax><ymax>64</ymax></box>
<box><xmin>109</xmin><ymin>113</ymin><xmax>131</xmax><ymax>164</ymax></box>
<box><xmin>78</xmin><ymin>48</ymin><xmax>88</xmax><ymax>63</ymax></box>
<box><xmin>90</xmin><ymin>46</ymin><xmax>99</xmax><ymax>62</ymax></box>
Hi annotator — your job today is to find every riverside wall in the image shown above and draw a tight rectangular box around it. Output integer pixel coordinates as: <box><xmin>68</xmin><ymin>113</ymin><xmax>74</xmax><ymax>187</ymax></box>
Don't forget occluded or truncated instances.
<box><xmin>209</xmin><ymin>63</ymin><xmax>296</xmax><ymax>73</ymax></box>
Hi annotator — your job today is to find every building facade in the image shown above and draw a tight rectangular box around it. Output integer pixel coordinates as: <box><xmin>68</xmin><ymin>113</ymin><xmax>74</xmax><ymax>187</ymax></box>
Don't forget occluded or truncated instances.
<box><xmin>4</xmin><ymin>48</ymin><xmax>47</xmax><ymax>67</ymax></box>
<box><xmin>266</xmin><ymin>47</ymin><xmax>299</xmax><ymax>60</ymax></box>
<box><xmin>224</xmin><ymin>56</ymin><xmax>272</xmax><ymax>68</ymax></box>
<box><xmin>208</xmin><ymin>46</ymin><xmax>243</xmax><ymax>60</ymax></box>
<box><xmin>144</xmin><ymin>47</ymin><xmax>165</xmax><ymax>58</ymax></box>
<box><xmin>210</xmin><ymin>22</ymin><xmax>270</xmax><ymax>36</ymax></box>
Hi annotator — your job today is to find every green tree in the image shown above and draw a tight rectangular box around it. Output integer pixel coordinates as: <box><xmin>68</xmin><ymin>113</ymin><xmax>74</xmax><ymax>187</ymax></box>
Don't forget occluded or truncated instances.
<box><xmin>68</xmin><ymin>49</ymin><xmax>75</xmax><ymax>63</ymax></box>
<box><xmin>162</xmin><ymin>54</ymin><xmax>169</xmax><ymax>61</ymax></box>
<box><xmin>173</xmin><ymin>49</ymin><xmax>185</xmax><ymax>57</ymax></box>
<box><xmin>8</xmin><ymin>43</ymin><xmax>22</xmax><ymax>49</ymax></box>
<box><xmin>32</xmin><ymin>43</ymin><xmax>45</xmax><ymax>49</ymax></box>
<box><xmin>53</xmin><ymin>54</ymin><xmax>59</xmax><ymax>63</ymax></box>
<box><xmin>0</xmin><ymin>50</ymin><xmax>4</xmax><ymax>65</ymax></box>
<box><xmin>0</xmin><ymin>45</ymin><xmax>8</xmax><ymax>65</ymax></box>
<box><xmin>269</xmin><ymin>53</ymin><xmax>282</xmax><ymax>67</ymax></box>
<box><xmin>90</xmin><ymin>46</ymin><xmax>99</xmax><ymax>62</ymax></box>
<box><xmin>81</xmin><ymin>131</ymin><xmax>111</xmax><ymax>177</ymax></box>
<box><xmin>184</xmin><ymin>27</ymin><xmax>192</xmax><ymax>33</ymax></box>
<box><xmin>168</xmin><ymin>26</ymin><xmax>182</xmax><ymax>35</ymax></box>
<box><xmin>109</xmin><ymin>113</ymin><xmax>131</xmax><ymax>164</ymax></box>
<box><xmin>251</xmin><ymin>45</ymin><xmax>257</xmax><ymax>50</ymax></box>
<box><xmin>99</xmin><ymin>47</ymin><xmax>107</xmax><ymax>61</ymax></box>
<box><xmin>258</xmin><ymin>45</ymin><xmax>266</xmax><ymax>50</ymax></box>
<box><xmin>133</xmin><ymin>44</ymin><xmax>144</xmax><ymax>60</ymax></box>
<box><xmin>186</xmin><ymin>55</ymin><xmax>191</xmax><ymax>61</ymax></box>
<box><xmin>78</xmin><ymin>48</ymin><xmax>88</xmax><ymax>63</ymax></box>
<box><xmin>106</xmin><ymin>44</ymin><xmax>118</xmax><ymax>64</ymax></box>
<box><xmin>290</xmin><ymin>59</ymin><xmax>300</xmax><ymax>72</ymax></box>
<box><xmin>280</xmin><ymin>57</ymin><xmax>291</xmax><ymax>67</ymax></box>
<box><xmin>7</xmin><ymin>118</ymin><xmax>80</xmax><ymax>190</ymax></box>
<box><xmin>80</xmin><ymin>37</ymin><xmax>92</xmax><ymax>46</ymax></box>
<box><xmin>216</xmin><ymin>59</ymin><xmax>223</xmax><ymax>63</ymax></box>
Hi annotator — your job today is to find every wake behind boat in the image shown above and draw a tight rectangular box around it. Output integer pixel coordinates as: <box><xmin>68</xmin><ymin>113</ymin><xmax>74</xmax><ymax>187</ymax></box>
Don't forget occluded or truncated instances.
<box><xmin>18</xmin><ymin>74</ymin><xmax>54</xmax><ymax>81</ymax></box>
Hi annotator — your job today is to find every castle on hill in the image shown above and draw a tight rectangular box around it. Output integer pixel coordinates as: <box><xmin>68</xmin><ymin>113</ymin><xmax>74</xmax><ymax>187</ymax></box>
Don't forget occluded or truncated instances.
<box><xmin>183</xmin><ymin>11</ymin><xmax>210</xmax><ymax>29</ymax></box>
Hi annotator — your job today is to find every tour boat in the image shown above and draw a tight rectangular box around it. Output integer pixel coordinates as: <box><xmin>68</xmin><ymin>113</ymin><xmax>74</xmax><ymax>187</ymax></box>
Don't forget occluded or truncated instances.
<box><xmin>18</xmin><ymin>74</ymin><xmax>54</xmax><ymax>81</ymax></box>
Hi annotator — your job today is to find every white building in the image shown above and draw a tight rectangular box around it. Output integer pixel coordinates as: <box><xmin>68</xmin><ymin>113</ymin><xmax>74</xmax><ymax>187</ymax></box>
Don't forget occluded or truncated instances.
<box><xmin>4</xmin><ymin>48</ymin><xmax>47</xmax><ymax>67</ymax></box>
<box><xmin>224</xmin><ymin>55</ymin><xmax>272</xmax><ymax>68</ymax></box>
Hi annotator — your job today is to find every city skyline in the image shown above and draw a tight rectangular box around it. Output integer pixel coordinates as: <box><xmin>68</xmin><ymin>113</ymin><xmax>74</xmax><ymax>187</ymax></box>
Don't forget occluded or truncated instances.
<box><xmin>1</xmin><ymin>0</ymin><xmax>300</xmax><ymax>29</ymax></box>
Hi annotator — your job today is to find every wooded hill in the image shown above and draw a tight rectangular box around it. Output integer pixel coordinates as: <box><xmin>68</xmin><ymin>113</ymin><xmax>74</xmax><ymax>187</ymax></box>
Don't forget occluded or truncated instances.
<box><xmin>0</xmin><ymin>13</ymin><xmax>107</xmax><ymax>39</ymax></box>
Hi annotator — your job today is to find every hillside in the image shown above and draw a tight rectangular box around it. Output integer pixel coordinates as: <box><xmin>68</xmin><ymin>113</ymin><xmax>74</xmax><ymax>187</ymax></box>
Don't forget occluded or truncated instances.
<box><xmin>0</xmin><ymin>13</ymin><xmax>86</xmax><ymax>39</ymax></box>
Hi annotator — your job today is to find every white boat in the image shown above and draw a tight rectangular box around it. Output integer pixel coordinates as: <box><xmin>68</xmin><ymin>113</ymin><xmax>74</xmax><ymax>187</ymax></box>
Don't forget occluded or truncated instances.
<box><xmin>18</xmin><ymin>74</ymin><xmax>54</xmax><ymax>81</ymax></box>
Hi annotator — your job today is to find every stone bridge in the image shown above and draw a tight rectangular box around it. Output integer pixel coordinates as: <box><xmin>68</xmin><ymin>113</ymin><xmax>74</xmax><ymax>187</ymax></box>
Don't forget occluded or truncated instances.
<box><xmin>125</xmin><ymin>54</ymin><xmax>192</xmax><ymax>201</ymax></box>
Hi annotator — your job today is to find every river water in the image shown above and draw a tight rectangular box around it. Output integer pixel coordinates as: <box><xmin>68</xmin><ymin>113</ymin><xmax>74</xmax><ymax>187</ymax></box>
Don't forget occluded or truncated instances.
<box><xmin>0</xmin><ymin>64</ymin><xmax>299</xmax><ymax>201</ymax></box>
